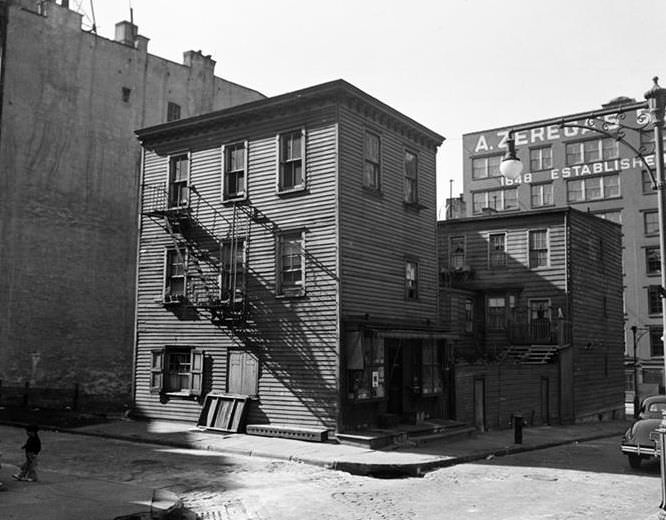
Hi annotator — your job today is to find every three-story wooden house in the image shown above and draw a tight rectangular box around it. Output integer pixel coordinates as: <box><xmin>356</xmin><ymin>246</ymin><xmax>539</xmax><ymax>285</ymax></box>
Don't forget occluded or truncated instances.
<box><xmin>134</xmin><ymin>80</ymin><xmax>451</xmax><ymax>433</ymax></box>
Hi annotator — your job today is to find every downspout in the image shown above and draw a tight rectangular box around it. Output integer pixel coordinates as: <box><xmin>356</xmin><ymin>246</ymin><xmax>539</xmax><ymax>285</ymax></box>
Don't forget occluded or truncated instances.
<box><xmin>0</xmin><ymin>0</ymin><xmax>10</xmax><ymax>143</ymax></box>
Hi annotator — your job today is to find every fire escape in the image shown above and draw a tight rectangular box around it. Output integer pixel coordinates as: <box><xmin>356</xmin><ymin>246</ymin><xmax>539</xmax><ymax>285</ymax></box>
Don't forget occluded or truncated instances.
<box><xmin>141</xmin><ymin>182</ymin><xmax>257</xmax><ymax>326</ymax></box>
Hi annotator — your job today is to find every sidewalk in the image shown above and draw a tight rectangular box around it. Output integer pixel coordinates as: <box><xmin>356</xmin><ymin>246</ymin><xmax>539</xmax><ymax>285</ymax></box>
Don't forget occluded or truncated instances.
<box><xmin>67</xmin><ymin>417</ymin><xmax>631</xmax><ymax>477</ymax></box>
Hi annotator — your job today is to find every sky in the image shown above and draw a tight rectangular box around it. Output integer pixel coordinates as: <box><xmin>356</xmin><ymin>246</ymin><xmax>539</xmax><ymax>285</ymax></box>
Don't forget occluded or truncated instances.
<box><xmin>73</xmin><ymin>0</ymin><xmax>666</xmax><ymax>216</ymax></box>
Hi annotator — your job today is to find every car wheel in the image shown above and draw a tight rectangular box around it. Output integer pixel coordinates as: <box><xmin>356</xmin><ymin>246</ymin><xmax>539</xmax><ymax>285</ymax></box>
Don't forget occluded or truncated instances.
<box><xmin>628</xmin><ymin>454</ymin><xmax>642</xmax><ymax>468</ymax></box>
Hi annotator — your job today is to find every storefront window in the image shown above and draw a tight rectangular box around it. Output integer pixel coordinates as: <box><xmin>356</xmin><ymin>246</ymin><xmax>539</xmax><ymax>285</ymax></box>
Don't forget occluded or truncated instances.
<box><xmin>421</xmin><ymin>341</ymin><xmax>443</xmax><ymax>395</ymax></box>
<box><xmin>346</xmin><ymin>331</ymin><xmax>385</xmax><ymax>400</ymax></box>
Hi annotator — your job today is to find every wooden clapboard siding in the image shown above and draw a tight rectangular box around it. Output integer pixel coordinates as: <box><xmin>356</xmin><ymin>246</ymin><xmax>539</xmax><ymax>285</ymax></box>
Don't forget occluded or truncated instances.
<box><xmin>135</xmin><ymin>106</ymin><xmax>340</xmax><ymax>428</ymax></box>
<box><xmin>337</xmin><ymin>104</ymin><xmax>439</xmax><ymax>324</ymax></box>
<box><xmin>567</xmin><ymin>210</ymin><xmax>624</xmax><ymax>418</ymax></box>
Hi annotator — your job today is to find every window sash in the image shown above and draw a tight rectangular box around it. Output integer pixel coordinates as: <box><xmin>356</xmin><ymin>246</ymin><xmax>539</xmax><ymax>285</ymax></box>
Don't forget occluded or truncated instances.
<box><xmin>487</xmin><ymin>297</ymin><xmax>506</xmax><ymax>329</ymax></box>
<box><xmin>647</xmin><ymin>246</ymin><xmax>661</xmax><ymax>275</ymax></box>
<box><xmin>649</xmin><ymin>286</ymin><xmax>663</xmax><ymax>314</ymax></box>
<box><xmin>489</xmin><ymin>233</ymin><xmax>506</xmax><ymax>267</ymax></box>
<box><xmin>279</xmin><ymin>131</ymin><xmax>304</xmax><ymax>190</ymax></box>
<box><xmin>650</xmin><ymin>327</ymin><xmax>664</xmax><ymax>357</ymax></box>
<box><xmin>406</xmin><ymin>261</ymin><xmax>418</xmax><ymax>299</ymax></box>
<box><xmin>529</xmin><ymin>147</ymin><xmax>552</xmax><ymax>171</ymax></box>
<box><xmin>279</xmin><ymin>232</ymin><xmax>304</xmax><ymax>293</ymax></box>
<box><xmin>472</xmin><ymin>155</ymin><xmax>502</xmax><ymax>179</ymax></box>
<box><xmin>168</xmin><ymin>155</ymin><xmax>189</xmax><ymax>207</ymax></box>
<box><xmin>645</xmin><ymin>212</ymin><xmax>660</xmax><ymax>234</ymax></box>
<box><xmin>531</xmin><ymin>184</ymin><xmax>553</xmax><ymax>208</ymax></box>
<box><xmin>364</xmin><ymin>132</ymin><xmax>381</xmax><ymax>189</ymax></box>
<box><xmin>165</xmin><ymin>249</ymin><xmax>187</xmax><ymax>298</ymax></box>
<box><xmin>450</xmin><ymin>236</ymin><xmax>465</xmax><ymax>269</ymax></box>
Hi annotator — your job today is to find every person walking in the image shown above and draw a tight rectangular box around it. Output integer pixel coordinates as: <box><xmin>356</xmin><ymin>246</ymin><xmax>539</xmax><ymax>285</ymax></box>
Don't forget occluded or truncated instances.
<box><xmin>12</xmin><ymin>424</ymin><xmax>41</xmax><ymax>482</ymax></box>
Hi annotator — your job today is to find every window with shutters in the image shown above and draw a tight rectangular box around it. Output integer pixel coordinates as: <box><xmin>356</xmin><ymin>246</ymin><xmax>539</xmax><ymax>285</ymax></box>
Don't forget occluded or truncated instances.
<box><xmin>150</xmin><ymin>346</ymin><xmax>204</xmax><ymax>397</ymax></box>
<box><xmin>227</xmin><ymin>351</ymin><xmax>259</xmax><ymax>396</ymax></box>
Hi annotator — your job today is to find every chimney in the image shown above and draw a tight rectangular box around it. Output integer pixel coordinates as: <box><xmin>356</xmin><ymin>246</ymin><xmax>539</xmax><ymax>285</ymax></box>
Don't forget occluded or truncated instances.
<box><xmin>115</xmin><ymin>21</ymin><xmax>138</xmax><ymax>47</ymax></box>
<box><xmin>183</xmin><ymin>50</ymin><xmax>216</xmax><ymax>74</ymax></box>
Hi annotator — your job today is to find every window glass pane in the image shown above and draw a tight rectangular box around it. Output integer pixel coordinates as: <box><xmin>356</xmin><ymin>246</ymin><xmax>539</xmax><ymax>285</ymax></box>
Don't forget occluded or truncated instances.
<box><xmin>645</xmin><ymin>212</ymin><xmax>660</xmax><ymax>234</ymax></box>
<box><xmin>586</xmin><ymin>177</ymin><xmax>602</xmax><ymax>200</ymax></box>
<box><xmin>504</xmin><ymin>188</ymin><xmax>517</xmax><ymax>209</ymax></box>
<box><xmin>472</xmin><ymin>157</ymin><xmax>488</xmax><ymax>179</ymax></box>
<box><xmin>583</xmin><ymin>140</ymin><xmax>600</xmax><ymax>162</ymax></box>
<box><xmin>602</xmin><ymin>138</ymin><xmax>619</xmax><ymax>159</ymax></box>
<box><xmin>647</xmin><ymin>247</ymin><xmax>661</xmax><ymax>275</ymax></box>
<box><xmin>566</xmin><ymin>143</ymin><xmax>582</xmax><ymax>165</ymax></box>
<box><xmin>472</xmin><ymin>192</ymin><xmax>485</xmax><ymax>214</ymax></box>
<box><xmin>603</xmin><ymin>174</ymin><xmax>620</xmax><ymax>198</ymax></box>
<box><xmin>567</xmin><ymin>180</ymin><xmax>584</xmax><ymax>202</ymax></box>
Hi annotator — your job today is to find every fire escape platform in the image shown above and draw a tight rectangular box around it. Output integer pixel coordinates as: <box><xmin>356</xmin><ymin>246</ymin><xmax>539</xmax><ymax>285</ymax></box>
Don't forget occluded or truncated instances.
<box><xmin>503</xmin><ymin>344</ymin><xmax>561</xmax><ymax>365</ymax></box>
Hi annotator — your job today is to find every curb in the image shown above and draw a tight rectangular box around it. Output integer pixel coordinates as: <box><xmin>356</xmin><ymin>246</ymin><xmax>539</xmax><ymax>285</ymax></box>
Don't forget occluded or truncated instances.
<box><xmin>0</xmin><ymin>420</ymin><xmax>627</xmax><ymax>478</ymax></box>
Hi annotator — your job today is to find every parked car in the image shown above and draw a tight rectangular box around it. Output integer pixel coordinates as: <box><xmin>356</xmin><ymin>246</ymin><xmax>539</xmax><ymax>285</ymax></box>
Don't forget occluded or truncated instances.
<box><xmin>621</xmin><ymin>395</ymin><xmax>666</xmax><ymax>468</ymax></box>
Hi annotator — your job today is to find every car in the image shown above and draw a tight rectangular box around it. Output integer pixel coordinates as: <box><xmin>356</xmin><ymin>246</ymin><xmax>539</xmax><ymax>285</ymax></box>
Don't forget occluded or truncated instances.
<box><xmin>621</xmin><ymin>395</ymin><xmax>666</xmax><ymax>468</ymax></box>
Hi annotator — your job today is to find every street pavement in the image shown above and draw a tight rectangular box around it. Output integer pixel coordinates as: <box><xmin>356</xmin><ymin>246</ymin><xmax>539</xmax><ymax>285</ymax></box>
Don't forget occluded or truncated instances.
<box><xmin>0</xmin><ymin>416</ymin><xmax>632</xmax><ymax>519</ymax></box>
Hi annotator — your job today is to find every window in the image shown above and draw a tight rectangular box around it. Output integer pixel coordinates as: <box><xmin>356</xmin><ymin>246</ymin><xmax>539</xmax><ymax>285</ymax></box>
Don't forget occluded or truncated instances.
<box><xmin>472</xmin><ymin>154</ymin><xmax>502</xmax><ymax>179</ymax></box>
<box><xmin>651</xmin><ymin>327</ymin><xmax>664</xmax><ymax>357</ymax></box>
<box><xmin>647</xmin><ymin>246</ymin><xmax>661</xmax><ymax>275</ymax></box>
<box><xmin>487</xmin><ymin>297</ymin><xmax>506</xmax><ymax>330</ymax></box>
<box><xmin>168</xmin><ymin>154</ymin><xmax>189</xmax><ymax>208</ymax></box>
<box><xmin>449</xmin><ymin>235</ymin><xmax>465</xmax><ymax>269</ymax></box>
<box><xmin>464</xmin><ymin>298</ymin><xmax>473</xmax><ymax>333</ymax></box>
<box><xmin>404</xmin><ymin>150</ymin><xmax>418</xmax><ymax>203</ymax></box>
<box><xmin>529</xmin><ymin>229</ymin><xmax>549</xmax><ymax>268</ymax></box>
<box><xmin>531</xmin><ymin>183</ymin><xmax>553</xmax><ymax>208</ymax></box>
<box><xmin>649</xmin><ymin>285</ymin><xmax>663</xmax><ymax>315</ymax></box>
<box><xmin>643</xmin><ymin>170</ymin><xmax>657</xmax><ymax>193</ymax></box>
<box><xmin>223</xmin><ymin>142</ymin><xmax>247</xmax><ymax>201</ymax></box>
<box><xmin>529</xmin><ymin>299</ymin><xmax>551</xmax><ymax>341</ymax></box>
<box><xmin>488</xmin><ymin>233</ymin><xmax>506</xmax><ymax>267</ymax></box>
<box><xmin>529</xmin><ymin>146</ymin><xmax>552</xmax><ymax>171</ymax></box>
<box><xmin>364</xmin><ymin>131</ymin><xmax>381</xmax><ymax>190</ymax></box>
<box><xmin>421</xmin><ymin>340</ymin><xmax>443</xmax><ymax>395</ymax></box>
<box><xmin>346</xmin><ymin>330</ymin><xmax>385</xmax><ymax>400</ymax></box>
<box><xmin>472</xmin><ymin>188</ymin><xmax>518</xmax><ymax>214</ymax></box>
<box><xmin>645</xmin><ymin>211</ymin><xmax>660</xmax><ymax>235</ymax></box>
<box><xmin>566</xmin><ymin>174</ymin><xmax>619</xmax><ymax>202</ymax></box>
<box><xmin>150</xmin><ymin>346</ymin><xmax>203</xmax><ymax>396</ymax></box>
<box><xmin>405</xmin><ymin>260</ymin><xmax>418</xmax><ymax>300</ymax></box>
<box><xmin>221</xmin><ymin>239</ymin><xmax>245</xmax><ymax>301</ymax></box>
<box><xmin>278</xmin><ymin>130</ymin><xmax>305</xmax><ymax>192</ymax></box>
<box><xmin>167</xmin><ymin>102</ymin><xmax>181</xmax><ymax>122</ymax></box>
<box><xmin>164</xmin><ymin>248</ymin><xmax>187</xmax><ymax>303</ymax></box>
<box><xmin>565</xmin><ymin>138</ymin><xmax>618</xmax><ymax>165</ymax></box>
<box><xmin>278</xmin><ymin>231</ymin><xmax>305</xmax><ymax>296</ymax></box>
<box><xmin>121</xmin><ymin>87</ymin><xmax>131</xmax><ymax>102</ymax></box>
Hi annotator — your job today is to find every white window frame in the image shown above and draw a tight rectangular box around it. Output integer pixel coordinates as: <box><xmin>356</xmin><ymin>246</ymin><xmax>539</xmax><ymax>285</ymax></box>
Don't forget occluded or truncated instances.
<box><xmin>530</xmin><ymin>183</ymin><xmax>553</xmax><ymax>208</ymax></box>
<box><xmin>528</xmin><ymin>229</ymin><xmax>549</xmax><ymax>269</ymax></box>
<box><xmin>405</xmin><ymin>259</ymin><xmax>419</xmax><ymax>300</ymax></box>
<box><xmin>222</xmin><ymin>141</ymin><xmax>248</xmax><ymax>202</ymax></box>
<box><xmin>163</xmin><ymin>247</ymin><xmax>188</xmax><ymax>303</ymax></box>
<box><xmin>472</xmin><ymin>188</ymin><xmax>518</xmax><ymax>214</ymax></box>
<box><xmin>529</xmin><ymin>146</ymin><xmax>553</xmax><ymax>171</ymax></box>
<box><xmin>277</xmin><ymin>230</ymin><xmax>306</xmax><ymax>297</ymax></box>
<box><xmin>449</xmin><ymin>235</ymin><xmax>466</xmax><ymax>270</ymax></box>
<box><xmin>276</xmin><ymin>129</ymin><xmax>306</xmax><ymax>193</ymax></box>
<box><xmin>166</xmin><ymin>151</ymin><xmax>191</xmax><ymax>209</ymax></box>
<box><xmin>566</xmin><ymin>174</ymin><xmax>620</xmax><ymax>203</ymax></box>
<box><xmin>488</xmin><ymin>232</ymin><xmax>507</xmax><ymax>268</ymax></box>
<box><xmin>471</xmin><ymin>154</ymin><xmax>503</xmax><ymax>179</ymax></box>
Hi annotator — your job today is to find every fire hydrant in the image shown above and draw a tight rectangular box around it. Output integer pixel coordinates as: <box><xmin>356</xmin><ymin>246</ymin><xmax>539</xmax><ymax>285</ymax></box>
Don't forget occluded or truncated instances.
<box><xmin>513</xmin><ymin>414</ymin><xmax>526</xmax><ymax>444</ymax></box>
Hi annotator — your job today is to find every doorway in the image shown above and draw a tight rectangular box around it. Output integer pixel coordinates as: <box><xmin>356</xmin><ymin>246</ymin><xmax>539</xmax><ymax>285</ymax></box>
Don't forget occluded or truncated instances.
<box><xmin>473</xmin><ymin>377</ymin><xmax>486</xmax><ymax>432</ymax></box>
<box><xmin>386</xmin><ymin>339</ymin><xmax>404</xmax><ymax>415</ymax></box>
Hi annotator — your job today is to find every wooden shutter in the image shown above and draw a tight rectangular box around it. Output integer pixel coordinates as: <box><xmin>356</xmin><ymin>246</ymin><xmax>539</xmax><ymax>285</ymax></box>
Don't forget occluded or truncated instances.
<box><xmin>190</xmin><ymin>349</ymin><xmax>204</xmax><ymax>396</ymax></box>
<box><xmin>150</xmin><ymin>349</ymin><xmax>165</xmax><ymax>393</ymax></box>
<box><xmin>228</xmin><ymin>351</ymin><xmax>259</xmax><ymax>396</ymax></box>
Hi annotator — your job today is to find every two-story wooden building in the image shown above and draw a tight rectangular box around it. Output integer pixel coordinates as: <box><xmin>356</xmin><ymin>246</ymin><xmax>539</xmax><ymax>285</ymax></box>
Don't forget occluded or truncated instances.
<box><xmin>438</xmin><ymin>208</ymin><xmax>624</xmax><ymax>428</ymax></box>
<box><xmin>134</xmin><ymin>80</ymin><xmax>452</xmax><ymax>433</ymax></box>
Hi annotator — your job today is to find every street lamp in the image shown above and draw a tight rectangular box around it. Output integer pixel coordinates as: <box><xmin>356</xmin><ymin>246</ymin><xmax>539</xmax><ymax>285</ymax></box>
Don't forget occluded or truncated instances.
<box><xmin>499</xmin><ymin>77</ymin><xmax>666</xmax><ymax>517</ymax></box>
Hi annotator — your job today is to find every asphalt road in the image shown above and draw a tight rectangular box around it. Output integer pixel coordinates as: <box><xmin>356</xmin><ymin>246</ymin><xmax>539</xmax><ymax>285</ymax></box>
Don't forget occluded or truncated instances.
<box><xmin>0</xmin><ymin>425</ymin><xmax>660</xmax><ymax>520</ymax></box>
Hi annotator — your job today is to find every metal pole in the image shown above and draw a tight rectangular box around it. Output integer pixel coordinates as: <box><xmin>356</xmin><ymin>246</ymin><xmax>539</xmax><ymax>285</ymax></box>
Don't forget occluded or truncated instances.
<box><xmin>645</xmin><ymin>78</ymin><xmax>666</xmax><ymax>520</ymax></box>
<box><xmin>632</xmin><ymin>325</ymin><xmax>639</xmax><ymax>419</ymax></box>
